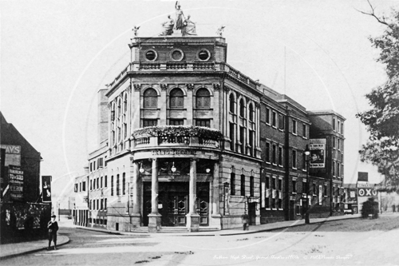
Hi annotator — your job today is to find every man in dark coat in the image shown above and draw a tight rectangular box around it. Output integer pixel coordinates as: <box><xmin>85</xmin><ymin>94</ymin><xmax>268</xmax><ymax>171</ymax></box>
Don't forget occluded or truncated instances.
<box><xmin>47</xmin><ymin>215</ymin><xmax>59</xmax><ymax>250</ymax></box>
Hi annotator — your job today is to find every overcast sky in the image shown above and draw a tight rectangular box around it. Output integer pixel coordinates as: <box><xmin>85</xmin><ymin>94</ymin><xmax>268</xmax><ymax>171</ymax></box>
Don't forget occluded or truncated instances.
<box><xmin>1</xmin><ymin>0</ymin><xmax>398</xmax><ymax>198</ymax></box>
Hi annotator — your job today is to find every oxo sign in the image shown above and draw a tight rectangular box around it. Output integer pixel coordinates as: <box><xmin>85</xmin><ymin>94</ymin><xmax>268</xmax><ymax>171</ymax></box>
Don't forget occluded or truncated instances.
<box><xmin>357</xmin><ymin>188</ymin><xmax>377</xmax><ymax>197</ymax></box>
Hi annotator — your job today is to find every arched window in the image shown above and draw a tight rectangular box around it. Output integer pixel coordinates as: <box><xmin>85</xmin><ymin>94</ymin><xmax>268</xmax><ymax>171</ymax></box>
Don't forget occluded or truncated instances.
<box><xmin>170</xmin><ymin>88</ymin><xmax>184</xmax><ymax>108</ymax></box>
<box><xmin>111</xmin><ymin>103</ymin><xmax>115</xmax><ymax>121</ymax></box>
<box><xmin>229</xmin><ymin>94</ymin><xmax>235</xmax><ymax>113</ymax></box>
<box><xmin>239</xmin><ymin>99</ymin><xmax>245</xmax><ymax>117</ymax></box>
<box><xmin>143</xmin><ymin>88</ymin><xmax>158</xmax><ymax>108</ymax></box>
<box><xmin>249</xmin><ymin>104</ymin><xmax>254</xmax><ymax>122</ymax></box>
<box><xmin>196</xmin><ymin>88</ymin><xmax>210</xmax><ymax>108</ymax></box>
<box><xmin>117</xmin><ymin>98</ymin><xmax>121</xmax><ymax>117</ymax></box>
<box><xmin>123</xmin><ymin>93</ymin><xmax>128</xmax><ymax>113</ymax></box>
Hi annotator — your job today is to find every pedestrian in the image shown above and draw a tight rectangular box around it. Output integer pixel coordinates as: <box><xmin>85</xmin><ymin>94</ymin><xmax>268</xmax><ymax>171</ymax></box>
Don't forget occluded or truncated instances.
<box><xmin>47</xmin><ymin>214</ymin><xmax>59</xmax><ymax>250</ymax></box>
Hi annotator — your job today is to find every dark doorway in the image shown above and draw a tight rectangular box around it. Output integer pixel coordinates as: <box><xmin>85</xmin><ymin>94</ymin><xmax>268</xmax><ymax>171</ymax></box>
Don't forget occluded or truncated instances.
<box><xmin>142</xmin><ymin>182</ymin><xmax>209</xmax><ymax>226</ymax></box>
<box><xmin>289</xmin><ymin>200</ymin><xmax>295</xmax><ymax>220</ymax></box>
<box><xmin>248</xmin><ymin>203</ymin><xmax>256</xmax><ymax>225</ymax></box>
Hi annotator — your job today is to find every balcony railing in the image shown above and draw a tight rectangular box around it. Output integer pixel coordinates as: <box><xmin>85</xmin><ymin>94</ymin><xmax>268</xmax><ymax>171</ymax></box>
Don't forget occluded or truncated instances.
<box><xmin>132</xmin><ymin>126</ymin><xmax>222</xmax><ymax>150</ymax></box>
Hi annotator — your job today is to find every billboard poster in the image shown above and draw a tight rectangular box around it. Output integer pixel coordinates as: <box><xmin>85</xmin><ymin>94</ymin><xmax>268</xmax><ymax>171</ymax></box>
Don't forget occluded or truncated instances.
<box><xmin>0</xmin><ymin>145</ymin><xmax>21</xmax><ymax>167</ymax></box>
<box><xmin>309</xmin><ymin>139</ymin><xmax>326</xmax><ymax>168</ymax></box>
<box><xmin>42</xmin><ymin>175</ymin><xmax>52</xmax><ymax>202</ymax></box>
<box><xmin>9</xmin><ymin>165</ymin><xmax>24</xmax><ymax>201</ymax></box>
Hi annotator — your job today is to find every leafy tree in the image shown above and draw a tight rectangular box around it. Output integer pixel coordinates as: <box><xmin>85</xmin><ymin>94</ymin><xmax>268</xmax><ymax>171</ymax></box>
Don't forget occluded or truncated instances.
<box><xmin>356</xmin><ymin>1</ymin><xmax>399</xmax><ymax>192</ymax></box>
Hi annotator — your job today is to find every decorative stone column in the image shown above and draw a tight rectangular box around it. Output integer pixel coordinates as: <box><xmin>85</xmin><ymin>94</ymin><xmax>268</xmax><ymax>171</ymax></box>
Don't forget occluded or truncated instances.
<box><xmin>148</xmin><ymin>158</ymin><xmax>161</xmax><ymax>232</ymax></box>
<box><xmin>131</xmin><ymin>161</ymin><xmax>141</xmax><ymax>228</ymax></box>
<box><xmin>186</xmin><ymin>159</ymin><xmax>200</xmax><ymax>232</ymax></box>
<box><xmin>210</xmin><ymin>162</ymin><xmax>222</xmax><ymax>229</ymax></box>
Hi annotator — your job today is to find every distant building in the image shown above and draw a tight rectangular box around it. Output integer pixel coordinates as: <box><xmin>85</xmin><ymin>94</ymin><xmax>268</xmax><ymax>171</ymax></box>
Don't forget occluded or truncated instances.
<box><xmin>73</xmin><ymin>168</ymin><xmax>89</xmax><ymax>226</ymax></box>
<box><xmin>0</xmin><ymin>112</ymin><xmax>42</xmax><ymax>202</ymax></box>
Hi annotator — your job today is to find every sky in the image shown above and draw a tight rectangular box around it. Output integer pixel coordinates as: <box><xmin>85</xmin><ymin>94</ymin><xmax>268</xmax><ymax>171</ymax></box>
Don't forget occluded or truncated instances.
<box><xmin>1</xmin><ymin>0</ymin><xmax>398</xmax><ymax>200</ymax></box>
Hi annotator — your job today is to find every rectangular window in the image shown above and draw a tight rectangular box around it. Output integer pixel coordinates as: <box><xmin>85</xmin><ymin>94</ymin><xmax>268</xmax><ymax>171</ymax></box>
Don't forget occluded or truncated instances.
<box><xmin>341</xmin><ymin>123</ymin><xmax>344</xmax><ymax>134</ymax></box>
<box><xmin>241</xmin><ymin>175</ymin><xmax>245</xmax><ymax>196</ymax></box>
<box><xmin>101</xmin><ymin>199</ymin><xmax>104</xmax><ymax>210</ymax></box>
<box><xmin>337</xmin><ymin>139</ymin><xmax>341</xmax><ymax>151</ymax></box>
<box><xmin>116</xmin><ymin>174</ymin><xmax>120</xmax><ymax>196</ymax></box>
<box><xmin>272</xmin><ymin>111</ymin><xmax>277</xmax><ymax>127</ymax></box>
<box><xmin>292</xmin><ymin>150</ymin><xmax>297</xmax><ymax>169</ymax></box>
<box><xmin>266</xmin><ymin>176</ymin><xmax>270</xmax><ymax>189</ymax></box>
<box><xmin>90</xmin><ymin>180</ymin><xmax>92</xmax><ymax>190</ymax></box>
<box><xmin>292</xmin><ymin>180</ymin><xmax>297</xmax><ymax>193</ymax></box>
<box><xmin>333</xmin><ymin>136</ymin><xmax>336</xmax><ymax>148</ymax></box>
<box><xmin>337</xmin><ymin>162</ymin><xmax>340</xmax><ymax>177</ymax></box>
<box><xmin>230</xmin><ymin>173</ymin><xmax>236</xmax><ymax>195</ymax></box>
<box><xmin>123</xmin><ymin>173</ymin><xmax>126</xmax><ymax>195</ymax></box>
<box><xmin>272</xmin><ymin>144</ymin><xmax>277</xmax><ymax>164</ymax></box>
<box><xmin>82</xmin><ymin>181</ymin><xmax>86</xmax><ymax>191</ymax></box>
<box><xmin>97</xmin><ymin>177</ymin><xmax>99</xmax><ymax>189</ymax></box>
<box><xmin>272</xmin><ymin>177</ymin><xmax>276</xmax><ymax>189</ymax></box>
<box><xmin>240</xmin><ymin>126</ymin><xmax>245</xmax><ymax>154</ymax></box>
<box><xmin>169</xmin><ymin>119</ymin><xmax>184</xmax><ymax>125</ymax></box>
<box><xmin>278</xmin><ymin>114</ymin><xmax>284</xmax><ymax>130</ymax></box>
<box><xmin>302</xmin><ymin>124</ymin><xmax>307</xmax><ymax>138</ymax></box>
<box><xmin>271</xmin><ymin>198</ymin><xmax>276</xmax><ymax>209</ymax></box>
<box><xmin>278</xmin><ymin>179</ymin><xmax>282</xmax><ymax>190</ymax></box>
<box><xmin>100</xmin><ymin>176</ymin><xmax>103</xmax><ymax>188</ymax></box>
<box><xmin>265</xmin><ymin>142</ymin><xmax>270</xmax><ymax>163</ymax></box>
<box><xmin>229</xmin><ymin>122</ymin><xmax>235</xmax><ymax>151</ymax></box>
<box><xmin>333</xmin><ymin>118</ymin><xmax>336</xmax><ymax>131</ymax></box>
<box><xmin>74</xmin><ymin>184</ymin><xmax>78</xmax><ymax>192</ymax></box>
<box><xmin>250</xmin><ymin>176</ymin><xmax>254</xmax><ymax>197</ymax></box>
<box><xmin>142</xmin><ymin>119</ymin><xmax>157</xmax><ymax>127</ymax></box>
<box><xmin>105</xmin><ymin>175</ymin><xmax>107</xmax><ymax>187</ymax></box>
<box><xmin>195</xmin><ymin>119</ymin><xmax>210</xmax><ymax>127</ymax></box>
<box><xmin>332</xmin><ymin>161</ymin><xmax>336</xmax><ymax>176</ymax></box>
<box><xmin>111</xmin><ymin>176</ymin><xmax>114</xmax><ymax>196</ymax></box>
<box><xmin>266</xmin><ymin>108</ymin><xmax>270</xmax><ymax>124</ymax></box>
<box><xmin>338</xmin><ymin>121</ymin><xmax>340</xmax><ymax>134</ymax></box>
<box><xmin>278</xmin><ymin>146</ymin><xmax>283</xmax><ymax>166</ymax></box>
<box><xmin>292</xmin><ymin>120</ymin><xmax>297</xmax><ymax>134</ymax></box>
<box><xmin>105</xmin><ymin>198</ymin><xmax>107</xmax><ymax>209</ymax></box>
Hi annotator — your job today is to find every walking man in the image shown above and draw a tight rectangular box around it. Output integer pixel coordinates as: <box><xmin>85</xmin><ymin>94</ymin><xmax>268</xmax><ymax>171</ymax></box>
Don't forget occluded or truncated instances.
<box><xmin>47</xmin><ymin>214</ymin><xmax>59</xmax><ymax>250</ymax></box>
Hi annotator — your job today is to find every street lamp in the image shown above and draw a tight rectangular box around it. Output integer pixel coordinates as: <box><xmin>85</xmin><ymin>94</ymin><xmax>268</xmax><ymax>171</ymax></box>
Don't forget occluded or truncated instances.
<box><xmin>304</xmin><ymin>145</ymin><xmax>311</xmax><ymax>224</ymax></box>
<box><xmin>139</xmin><ymin>162</ymin><xmax>145</xmax><ymax>173</ymax></box>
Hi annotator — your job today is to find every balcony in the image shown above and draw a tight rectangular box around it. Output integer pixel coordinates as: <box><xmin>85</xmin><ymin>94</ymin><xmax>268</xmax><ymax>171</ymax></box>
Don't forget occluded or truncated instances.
<box><xmin>132</xmin><ymin>126</ymin><xmax>223</xmax><ymax>151</ymax></box>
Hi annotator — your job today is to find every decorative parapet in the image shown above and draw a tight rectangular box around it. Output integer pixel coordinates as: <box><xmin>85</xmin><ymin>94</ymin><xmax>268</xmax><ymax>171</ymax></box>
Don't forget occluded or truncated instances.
<box><xmin>132</xmin><ymin>126</ymin><xmax>223</xmax><ymax>150</ymax></box>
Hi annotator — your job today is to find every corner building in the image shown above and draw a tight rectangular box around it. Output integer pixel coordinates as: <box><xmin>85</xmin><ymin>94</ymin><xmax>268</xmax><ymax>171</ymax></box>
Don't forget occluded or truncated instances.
<box><xmin>104</xmin><ymin>36</ymin><xmax>262</xmax><ymax>232</ymax></box>
<box><xmin>87</xmin><ymin>35</ymin><xmax>346</xmax><ymax>232</ymax></box>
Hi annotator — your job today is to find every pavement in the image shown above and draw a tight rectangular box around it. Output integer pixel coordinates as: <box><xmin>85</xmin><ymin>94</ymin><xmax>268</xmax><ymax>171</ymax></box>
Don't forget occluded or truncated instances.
<box><xmin>0</xmin><ymin>213</ymin><xmax>363</xmax><ymax>260</ymax></box>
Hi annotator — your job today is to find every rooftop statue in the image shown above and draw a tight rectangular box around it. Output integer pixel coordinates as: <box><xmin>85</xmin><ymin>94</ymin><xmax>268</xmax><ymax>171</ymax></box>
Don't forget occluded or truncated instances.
<box><xmin>174</xmin><ymin>1</ymin><xmax>186</xmax><ymax>31</ymax></box>
<box><xmin>182</xmin><ymin>15</ymin><xmax>197</xmax><ymax>36</ymax></box>
<box><xmin>159</xmin><ymin>15</ymin><xmax>174</xmax><ymax>36</ymax></box>
<box><xmin>159</xmin><ymin>2</ymin><xmax>198</xmax><ymax>37</ymax></box>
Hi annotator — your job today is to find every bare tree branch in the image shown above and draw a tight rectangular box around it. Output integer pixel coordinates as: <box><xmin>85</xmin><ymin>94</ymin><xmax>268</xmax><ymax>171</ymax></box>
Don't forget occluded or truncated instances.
<box><xmin>356</xmin><ymin>0</ymin><xmax>391</xmax><ymax>27</ymax></box>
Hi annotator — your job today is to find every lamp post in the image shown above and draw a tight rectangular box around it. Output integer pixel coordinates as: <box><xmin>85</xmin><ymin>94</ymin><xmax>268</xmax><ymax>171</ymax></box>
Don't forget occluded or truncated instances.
<box><xmin>304</xmin><ymin>145</ymin><xmax>311</xmax><ymax>224</ymax></box>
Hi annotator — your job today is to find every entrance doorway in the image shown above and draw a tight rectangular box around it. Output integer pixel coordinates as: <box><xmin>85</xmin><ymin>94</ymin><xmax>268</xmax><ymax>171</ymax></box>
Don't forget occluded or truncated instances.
<box><xmin>142</xmin><ymin>182</ymin><xmax>209</xmax><ymax>226</ymax></box>
<box><xmin>248</xmin><ymin>202</ymin><xmax>256</xmax><ymax>225</ymax></box>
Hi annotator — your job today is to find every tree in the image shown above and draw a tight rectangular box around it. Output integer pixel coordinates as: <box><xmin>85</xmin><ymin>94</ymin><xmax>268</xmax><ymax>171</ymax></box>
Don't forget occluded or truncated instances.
<box><xmin>356</xmin><ymin>1</ymin><xmax>399</xmax><ymax>193</ymax></box>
